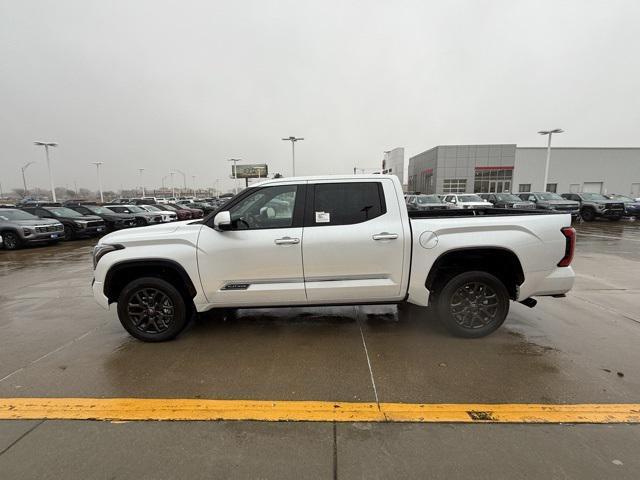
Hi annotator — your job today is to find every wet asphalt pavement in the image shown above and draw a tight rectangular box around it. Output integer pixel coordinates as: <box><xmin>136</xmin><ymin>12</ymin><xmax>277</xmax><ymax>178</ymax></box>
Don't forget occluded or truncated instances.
<box><xmin>1</xmin><ymin>219</ymin><xmax>640</xmax><ymax>478</ymax></box>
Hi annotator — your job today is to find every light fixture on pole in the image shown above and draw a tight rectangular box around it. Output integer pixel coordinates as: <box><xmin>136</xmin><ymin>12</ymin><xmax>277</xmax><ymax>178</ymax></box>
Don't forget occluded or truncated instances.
<box><xmin>34</xmin><ymin>141</ymin><xmax>58</xmax><ymax>202</ymax></box>
<box><xmin>538</xmin><ymin>129</ymin><xmax>564</xmax><ymax>192</ymax></box>
<box><xmin>21</xmin><ymin>161</ymin><xmax>36</xmax><ymax>195</ymax></box>
<box><xmin>90</xmin><ymin>162</ymin><xmax>104</xmax><ymax>203</ymax></box>
<box><xmin>138</xmin><ymin>168</ymin><xmax>145</xmax><ymax>197</ymax></box>
<box><xmin>228</xmin><ymin>159</ymin><xmax>241</xmax><ymax>194</ymax></box>
<box><xmin>281</xmin><ymin>136</ymin><xmax>304</xmax><ymax>176</ymax></box>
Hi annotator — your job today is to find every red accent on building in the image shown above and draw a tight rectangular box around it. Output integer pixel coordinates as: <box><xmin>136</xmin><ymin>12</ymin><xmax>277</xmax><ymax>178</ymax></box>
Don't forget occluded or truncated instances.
<box><xmin>474</xmin><ymin>166</ymin><xmax>514</xmax><ymax>171</ymax></box>
<box><xmin>422</xmin><ymin>168</ymin><xmax>433</xmax><ymax>174</ymax></box>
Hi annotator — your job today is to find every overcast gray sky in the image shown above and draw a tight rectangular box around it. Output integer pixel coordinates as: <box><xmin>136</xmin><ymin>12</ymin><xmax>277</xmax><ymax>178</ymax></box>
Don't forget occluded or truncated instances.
<box><xmin>2</xmin><ymin>0</ymin><xmax>639</xmax><ymax>193</ymax></box>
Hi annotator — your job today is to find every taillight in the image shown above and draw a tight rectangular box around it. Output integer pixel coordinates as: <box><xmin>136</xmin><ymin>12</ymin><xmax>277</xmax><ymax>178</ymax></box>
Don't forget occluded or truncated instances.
<box><xmin>558</xmin><ymin>227</ymin><xmax>576</xmax><ymax>267</ymax></box>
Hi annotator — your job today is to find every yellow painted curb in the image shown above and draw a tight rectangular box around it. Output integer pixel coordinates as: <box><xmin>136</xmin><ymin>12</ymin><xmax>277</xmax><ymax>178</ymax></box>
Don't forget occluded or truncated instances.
<box><xmin>1</xmin><ymin>398</ymin><xmax>639</xmax><ymax>423</ymax></box>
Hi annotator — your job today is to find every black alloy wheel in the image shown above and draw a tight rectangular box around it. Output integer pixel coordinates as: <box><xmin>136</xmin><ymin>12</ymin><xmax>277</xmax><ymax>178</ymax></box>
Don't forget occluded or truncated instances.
<box><xmin>436</xmin><ymin>271</ymin><xmax>510</xmax><ymax>338</ymax></box>
<box><xmin>63</xmin><ymin>224</ymin><xmax>76</xmax><ymax>240</ymax></box>
<box><xmin>580</xmin><ymin>207</ymin><xmax>595</xmax><ymax>222</ymax></box>
<box><xmin>2</xmin><ymin>231</ymin><xmax>21</xmax><ymax>250</ymax></box>
<box><xmin>117</xmin><ymin>277</ymin><xmax>189</xmax><ymax>342</ymax></box>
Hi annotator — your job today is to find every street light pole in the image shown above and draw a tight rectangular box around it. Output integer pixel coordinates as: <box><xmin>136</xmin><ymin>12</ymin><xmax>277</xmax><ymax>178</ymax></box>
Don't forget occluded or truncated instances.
<box><xmin>192</xmin><ymin>175</ymin><xmax>196</xmax><ymax>197</ymax></box>
<box><xmin>21</xmin><ymin>161</ymin><xmax>36</xmax><ymax>195</ymax></box>
<box><xmin>34</xmin><ymin>141</ymin><xmax>58</xmax><ymax>202</ymax></box>
<box><xmin>91</xmin><ymin>162</ymin><xmax>104</xmax><ymax>203</ymax></box>
<box><xmin>170</xmin><ymin>172</ymin><xmax>175</xmax><ymax>198</ymax></box>
<box><xmin>538</xmin><ymin>128</ymin><xmax>564</xmax><ymax>191</ymax></box>
<box><xmin>282</xmin><ymin>136</ymin><xmax>304</xmax><ymax>176</ymax></box>
<box><xmin>173</xmin><ymin>169</ymin><xmax>186</xmax><ymax>195</ymax></box>
<box><xmin>228</xmin><ymin>159</ymin><xmax>241</xmax><ymax>194</ymax></box>
<box><xmin>138</xmin><ymin>168</ymin><xmax>145</xmax><ymax>197</ymax></box>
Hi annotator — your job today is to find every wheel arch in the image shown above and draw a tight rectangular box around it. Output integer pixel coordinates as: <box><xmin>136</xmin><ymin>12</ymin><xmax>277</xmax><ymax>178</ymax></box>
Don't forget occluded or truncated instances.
<box><xmin>426</xmin><ymin>247</ymin><xmax>525</xmax><ymax>300</ymax></box>
<box><xmin>104</xmin><ymin>259</ymin><xmax>198</xmax><ymax>305</ymax></box>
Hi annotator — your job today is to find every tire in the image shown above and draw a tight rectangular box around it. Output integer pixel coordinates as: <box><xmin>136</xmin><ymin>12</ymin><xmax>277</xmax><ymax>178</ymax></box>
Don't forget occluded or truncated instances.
<box><xmin>63</xmin><ymin>225</ymin><xmax>76</xmax><ymax>240</ymax></box>
<box><xmin>435</xmin><ymin>270</ymin><xmax>510</xmax><ymax>338</ymax></box>
<box><xmin>117</xmin><ymin>277</ymin><xmax>189</xmax><ymax>342</ymax></box>
<box><xmin>580</xmin><ymin>207</ymin><xmax>595</xmax><ymax>222</ymax></box>
<box><xmin>2</xmin><ymin>231</ymin><xmax>22</xmax><ymax>250</ymax></box>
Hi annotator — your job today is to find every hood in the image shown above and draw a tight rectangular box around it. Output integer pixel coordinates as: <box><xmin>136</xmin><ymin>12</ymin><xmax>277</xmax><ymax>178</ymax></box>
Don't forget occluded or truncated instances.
<box><xmin>99</xmin><ymin>220</ymin><xmax>198</xmax><ymax>244</ymax></box>
<box><xmin>67</xmin><ymin>214</ymin><xmax>103</xmax><ymax>222</ymax></box>
<box><xmin>4</xmin><ymin>218</ymin><xmax>62</xmax><ymax>227</ymax></box>
<box><xmin>101</xmin><ymin>212</ymin><xmax>135</xmax><ymax>220</ymax></box>
<box><xmin>544</xmin><ymin>199</ymin><xmax>579</xmax><ymax>206</ymax></box>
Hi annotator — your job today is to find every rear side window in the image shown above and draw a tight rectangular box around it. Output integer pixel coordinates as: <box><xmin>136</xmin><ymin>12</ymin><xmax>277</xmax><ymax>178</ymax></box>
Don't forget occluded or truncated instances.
<box><xmin>311</xmin><ymin>182</ymin><xmax>385</xmax><ymax>226</ymax></box>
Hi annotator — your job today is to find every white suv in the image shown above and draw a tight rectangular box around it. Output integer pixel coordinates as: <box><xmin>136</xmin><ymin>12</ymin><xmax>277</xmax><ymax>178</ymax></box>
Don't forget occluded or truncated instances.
<box><xmin>442</xmin><ymin>194</ymin><xmax>492</xmax><ymax>209</ymax></box>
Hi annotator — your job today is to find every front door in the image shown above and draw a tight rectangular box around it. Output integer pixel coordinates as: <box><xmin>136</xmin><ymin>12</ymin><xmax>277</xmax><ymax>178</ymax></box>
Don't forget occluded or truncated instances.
<box><xmin>197</xmin><ymin>183</ymin><xmax>307</xmax><ymax>307</ymax></box>
<box><xmin>302</xmin><ymin>179</ymin><xmax>407</xmax><ymax>303</ymax></box>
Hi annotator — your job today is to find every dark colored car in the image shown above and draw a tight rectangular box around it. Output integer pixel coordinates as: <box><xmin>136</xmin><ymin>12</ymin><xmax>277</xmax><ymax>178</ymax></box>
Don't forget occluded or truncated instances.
<box><xmin>167</xmin><ymin>203</ymin><xmax>203</xmax><ymax>219</ymax></box>
<box><xmin>516</xmin><ymin>192</ymin><xmax>580</xmax><ymax>217</ymax></box>
<box><xmin>20</xmin><ymin>205</ymin><xmax>106</xmax><ymax>240</ymax></box>
<box><xmin>605</xmin><ymin>194</ymin><xmax>640</xmax><ymax>217</ymax></box>
<box><xmin>67</xmin><ymin>204</ymin><xmax>137</xmax><ymax>232</ymax></box>
<box><xmin>561</xmin><ymin>193</ymin><xmax>625</xmax><ymax>221</ymax></box>
<box><xmin>479</xmin><ymin>193</ymin><xmax>536</xmax><ymax>209</ymax></box>
<box><xmin>160</xmin><ymin>204</ymin><xmax>193</xmax><ymax>220</ymax></box>
<box><xmin>405</xmin><ymin>194</ymin><xmax>448</xmax><ymax>211</ymax></box>
<box><xmin>0</xmin><ymin>207</ymin><xmax>64</xmax><ymax>249</ymax></box>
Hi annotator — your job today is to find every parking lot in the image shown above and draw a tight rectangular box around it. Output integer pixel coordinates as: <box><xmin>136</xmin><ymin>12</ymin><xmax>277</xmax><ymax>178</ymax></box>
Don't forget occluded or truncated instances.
<box><xmin>1</xmin><ymin>220</ymin><xmax>640</xmax><ymax>478</ymax></box>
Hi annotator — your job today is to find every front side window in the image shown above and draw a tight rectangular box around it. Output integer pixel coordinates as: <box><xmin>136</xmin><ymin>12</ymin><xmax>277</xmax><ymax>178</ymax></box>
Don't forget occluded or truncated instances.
<box><xmin>312</xmin><ymin>182</ymin><xmax>385</xmax><ymax>226</ymax></box>
<box><xmin>229</xmin><ymin>185</ymin><xmax>297</xmax><ymax>230</ymax></box>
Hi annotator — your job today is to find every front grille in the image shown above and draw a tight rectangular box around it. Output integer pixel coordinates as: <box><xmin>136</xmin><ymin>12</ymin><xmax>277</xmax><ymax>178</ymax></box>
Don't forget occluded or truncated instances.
<box><xmin>556</xmin><ymin>205</ymin><xmax>578</xmax><ymax>211</ymax></box>
<box><xmin>606</xmin><ymin>203</ymin><xmax>625</xmax><ymax>211</ymax></box>
<box><xmin>35</xmin><ymin>224</ymin><xmax>64</xmax><ymax>233</ymax></box>
<box><xmin>87</xmin><ymin>221</ymin><xmax>105</xmax><ymax>228</ymax></box>
<box><xmin>514</xmin><ymin>203</ymin><xmax>535</xmax><ymax>209</ymax></box>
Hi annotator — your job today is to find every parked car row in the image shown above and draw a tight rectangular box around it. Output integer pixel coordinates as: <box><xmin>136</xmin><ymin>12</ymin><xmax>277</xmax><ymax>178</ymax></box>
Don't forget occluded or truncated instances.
<box><xmin>404</xmin><ymin>191</ymin><xmax>638</xmax><ymax>221</ymax></box>
<box><xmin>0</xmin><ymin>196</ymin><xmax>231</xmax><ymax>250</ymax></box>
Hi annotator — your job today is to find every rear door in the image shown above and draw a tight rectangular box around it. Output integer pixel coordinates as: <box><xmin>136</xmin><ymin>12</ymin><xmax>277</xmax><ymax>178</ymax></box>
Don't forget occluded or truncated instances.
<box><xmin>302</xmin><ymin>179</ymin><xmax>407</xmax><ymax>303</ymax></box>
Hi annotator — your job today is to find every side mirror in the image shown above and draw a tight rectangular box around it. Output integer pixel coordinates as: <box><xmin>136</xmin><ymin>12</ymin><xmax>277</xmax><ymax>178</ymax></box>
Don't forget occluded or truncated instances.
<box><xmin>213</xmin><ymin>211</ymin><xmax>231</xmax><ymax>230</ymax></box>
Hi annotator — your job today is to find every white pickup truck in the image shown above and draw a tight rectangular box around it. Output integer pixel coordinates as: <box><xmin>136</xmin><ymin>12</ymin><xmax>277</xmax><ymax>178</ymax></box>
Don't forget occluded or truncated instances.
<box><xmin>92</xmin><ymin>175</ymin><xmax>575</xmax><ymax>342</ymax></box>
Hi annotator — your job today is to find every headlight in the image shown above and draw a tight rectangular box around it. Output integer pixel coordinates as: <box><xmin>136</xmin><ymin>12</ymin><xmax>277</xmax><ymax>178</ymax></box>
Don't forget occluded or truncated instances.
<box><xmin>23</xmin><ymin>227</ymin><xmax>32</xmax><ymax>236</ymax></box>
<box><xmin>75</xmin><ymin>220</ymin><xmax>88</xmax><ymax>228</ymax></box>
<box><xmin>596</xmin><ymin>204</ymin><xmax>605</xmax><ymax>210</ymax></box>
<box><xmin>93</xmin><ymin>243</ymin><xmax>124</xmax><ymax>269</ymax></box>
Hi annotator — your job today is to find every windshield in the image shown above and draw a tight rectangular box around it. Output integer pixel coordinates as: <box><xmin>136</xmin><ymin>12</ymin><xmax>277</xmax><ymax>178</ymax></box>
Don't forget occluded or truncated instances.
<box><xmin>609</xmin><ymin>194</ymin><xmax>633</xmax><ymax>202</ymax></box>
<box><xmin>162</xmin><ymin>205</ymin><xmax>178</xmax><ymax>211</ymax></box>
<box><xmin>538</xmin><ymin>193</ymin><xmax>564</xmax><ymax>201</ymax></box>
<box><xmin>416</xmin><ymin>195</ymin><xmax>441</xmax><ymax>204</ymax></box>
<box><xmin>581</xmin><ymin>193</ymin><xmax>608</xmax><ymax>201</ymax></box>
<box><xmin>107</xmin><ymin>205</ymin><xmax>144</xmax><ymax>213</ymax></box>
<box><xmin>48</xmin><ymin>207</ymin><xmax>84</xmax><ymax>218</ymax></box>
<box><xmin>84</xmin><ymin>206</ymin><xmax>110</xmax><ymax>215</ymax></box>
<box><xmin>0</xmin><ymin>209</ymin><xmax>38</xmax><ymax>221</ymax></box>
<box><xmin>494</xmin><ymin>194</ymin><xmax>522</xmax><ymax>202</ymax></box>
<box><xmin>458</xmin><ymin>195</ymin><xmax>483</xmax><ymax>202</ymax></box>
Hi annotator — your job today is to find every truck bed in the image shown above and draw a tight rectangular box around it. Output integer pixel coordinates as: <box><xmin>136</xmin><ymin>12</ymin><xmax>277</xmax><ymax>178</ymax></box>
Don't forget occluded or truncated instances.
<box><xmin>408</xmin><ymin>208</ymin><xmax>565</xmax><ymax>218</ymax></box>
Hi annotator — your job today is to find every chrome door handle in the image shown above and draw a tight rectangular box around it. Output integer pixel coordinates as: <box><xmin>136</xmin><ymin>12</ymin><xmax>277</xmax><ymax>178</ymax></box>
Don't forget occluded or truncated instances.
<box><xmin>274</xmin><ymin>236</ymin><xmax>300</xmax><ymax>245</ymax></box>
<box><xmin>372</xmin><ymin>232</ymin><xmax>398</xmax><ymax>240</ymax></box>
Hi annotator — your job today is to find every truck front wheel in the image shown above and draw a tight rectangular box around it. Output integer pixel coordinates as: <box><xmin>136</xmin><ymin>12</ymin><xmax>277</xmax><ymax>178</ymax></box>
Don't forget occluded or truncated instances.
<box><xmin>117</xmin><ymin>277</ymin><xmax>189</xmax><ymax>342</ymax></box>
<box><xmin>435</xmin><ymin>271</ymin><xmax>510</xmax><ymax>338</ymax></box>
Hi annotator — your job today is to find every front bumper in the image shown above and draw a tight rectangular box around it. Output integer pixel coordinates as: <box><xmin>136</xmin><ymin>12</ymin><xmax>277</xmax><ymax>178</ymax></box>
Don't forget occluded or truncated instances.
<box><xmin>22</xmin><ymin>231</ymin><xmax>64</xmax><ymax>243</ymax></box>
<box><xmin>92</xmin><ymin>279</ymin><xmax>110</xmax><ymax>310</ymax></box>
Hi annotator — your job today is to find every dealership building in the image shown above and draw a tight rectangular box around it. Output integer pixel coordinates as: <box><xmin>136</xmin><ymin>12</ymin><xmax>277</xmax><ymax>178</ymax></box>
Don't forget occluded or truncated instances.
<box><xmin>406</xmin><ymin>144</ymin><xmax>640</xmax><ymax>197</ymax></box>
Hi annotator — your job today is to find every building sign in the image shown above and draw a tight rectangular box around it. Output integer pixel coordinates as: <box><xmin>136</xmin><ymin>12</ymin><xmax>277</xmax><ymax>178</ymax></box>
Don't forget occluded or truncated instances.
<box><xmin>232</xmin><ymin>164</ymin><xmax>269</xmax><ymax>178</ymax></box>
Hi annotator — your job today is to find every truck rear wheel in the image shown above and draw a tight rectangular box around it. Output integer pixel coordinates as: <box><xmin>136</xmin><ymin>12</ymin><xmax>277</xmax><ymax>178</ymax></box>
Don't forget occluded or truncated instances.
<box><xmin>117</xmin><ymin>277</ymin><xmax>189</xmax><ymax>342</ymax></box>
<box><xmin>435</xmin><ymin>270</ymin><xmax>510</xmax><ymax>338</ymax></box>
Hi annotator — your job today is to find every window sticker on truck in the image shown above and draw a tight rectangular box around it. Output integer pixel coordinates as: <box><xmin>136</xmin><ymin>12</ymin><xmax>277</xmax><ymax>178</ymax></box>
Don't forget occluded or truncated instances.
<box><xmin>315</xmin><ymin>211</ymin><xmax>330</xmax><ymax>223</ymax></box>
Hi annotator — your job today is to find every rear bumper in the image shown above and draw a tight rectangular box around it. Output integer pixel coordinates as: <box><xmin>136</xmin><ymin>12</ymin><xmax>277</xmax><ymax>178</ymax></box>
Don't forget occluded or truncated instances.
<box><xmin>517</xmin><ymin>267</ymin><xmax>575</xmax><ymax>300</ymax></box>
